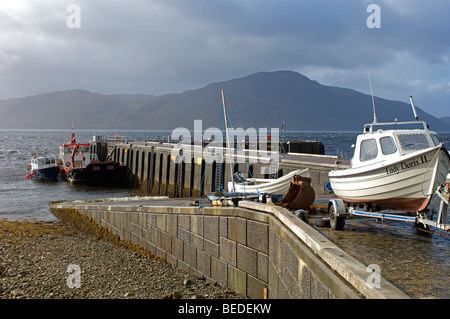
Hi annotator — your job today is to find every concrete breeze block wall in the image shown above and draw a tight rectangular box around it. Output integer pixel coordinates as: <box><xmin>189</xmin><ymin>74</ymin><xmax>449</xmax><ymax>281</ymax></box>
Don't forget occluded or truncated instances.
<box><xmin>51</xmin><ymin>201</ymin><xmax>368</xmax><ymax>299</ymax></box>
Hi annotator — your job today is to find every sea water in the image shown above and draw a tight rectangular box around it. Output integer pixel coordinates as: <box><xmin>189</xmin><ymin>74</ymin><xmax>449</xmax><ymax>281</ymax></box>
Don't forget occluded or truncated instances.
<box><xmin>0</xmin><ymin>129</ymin><xmax>448</xmax><ymax>221</ymax></box>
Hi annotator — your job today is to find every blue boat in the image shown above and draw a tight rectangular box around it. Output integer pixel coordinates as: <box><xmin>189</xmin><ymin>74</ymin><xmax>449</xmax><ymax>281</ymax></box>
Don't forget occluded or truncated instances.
<box><xmin>27</xmin><ymin>156</ymin><xmax>60</xmax><ymax>181</ymax></box>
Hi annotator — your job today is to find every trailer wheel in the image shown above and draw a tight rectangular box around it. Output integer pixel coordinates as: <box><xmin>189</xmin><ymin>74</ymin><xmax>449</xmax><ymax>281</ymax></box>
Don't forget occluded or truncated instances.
<box><xmin>329</xmin><ymin>204</ymin><xmax>345</xmax><ymax>230</ymax></box>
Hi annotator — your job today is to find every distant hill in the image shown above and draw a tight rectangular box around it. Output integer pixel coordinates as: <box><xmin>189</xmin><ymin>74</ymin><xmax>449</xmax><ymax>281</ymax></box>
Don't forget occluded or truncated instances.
<box><xmin>0</xmin><ymin>71</ymin><xmax>448</xmax><ymax>131</ymax></box>
<box><xmin>439</xmin><ymin>117</ymin><xmax>450</xmax><ymax>128</ymax></box>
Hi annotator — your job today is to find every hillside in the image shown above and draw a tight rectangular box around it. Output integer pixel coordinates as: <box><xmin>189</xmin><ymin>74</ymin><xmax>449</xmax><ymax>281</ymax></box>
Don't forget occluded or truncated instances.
<box><xmin>0</xmin><ymin>71</ymin><xmax>448</xmax><ymax>131</ymax></box>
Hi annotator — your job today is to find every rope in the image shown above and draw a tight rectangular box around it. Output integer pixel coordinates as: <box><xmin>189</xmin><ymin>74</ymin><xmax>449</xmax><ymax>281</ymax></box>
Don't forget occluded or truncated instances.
<box><xmin>416</xmin><ymin>226</ymin><xmax>450</xmax><ymax>238</ymax></box>
<box><xmin>198</xmin><ymin>160</ymin><xmax>209</xmax><ymax>209</ymax></box>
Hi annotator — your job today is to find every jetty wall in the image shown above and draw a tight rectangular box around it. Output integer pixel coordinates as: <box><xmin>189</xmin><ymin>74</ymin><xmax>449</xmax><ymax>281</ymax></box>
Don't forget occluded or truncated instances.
<box><xmin>92</xmin><ymin>140</ymin><xmax>337</xmax><ymax>197</ymax></box>
<box><xmin>50</xmin><ymin>199</ymin><xmax>409</xmax><ymax>299</ymax></box>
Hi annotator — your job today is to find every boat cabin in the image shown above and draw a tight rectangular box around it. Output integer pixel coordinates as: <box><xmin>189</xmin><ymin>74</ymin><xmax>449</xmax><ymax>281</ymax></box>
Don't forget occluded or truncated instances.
<box><xmin>59</xmin><ymin>142</ymin><xmax>98</xmax><ymax>168</ymax></box>
<box><xmin>351</xmin><ymin>121</ymin><xmax>442</xmax><ymax>168</ymax></box>
<box><xmin>30</xmin><ymin>156</ymin><xmax>58</xmax><ymax>170</ymax></box>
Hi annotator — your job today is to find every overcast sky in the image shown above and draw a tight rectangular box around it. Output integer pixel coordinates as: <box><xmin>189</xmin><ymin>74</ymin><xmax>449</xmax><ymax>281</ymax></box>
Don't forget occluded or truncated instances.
<box><xmin>1</xmin><ymin>0</ymin><xmax>449</xmax><ymax>117</ymax></box>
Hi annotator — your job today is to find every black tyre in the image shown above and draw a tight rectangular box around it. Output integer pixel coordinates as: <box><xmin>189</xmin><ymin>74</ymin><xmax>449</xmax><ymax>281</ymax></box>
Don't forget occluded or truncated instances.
<box><xmin>329</xmin><ymin>204</ymin><xmax>345</xmax><ymax>230</ymax></box>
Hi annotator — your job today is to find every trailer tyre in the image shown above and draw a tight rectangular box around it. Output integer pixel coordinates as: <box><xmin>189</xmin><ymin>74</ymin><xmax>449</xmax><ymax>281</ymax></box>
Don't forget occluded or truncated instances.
<box><xmin>329</xmin><ymin>204</ymin><xmax>345</xmax><ymax>230</ymax></box>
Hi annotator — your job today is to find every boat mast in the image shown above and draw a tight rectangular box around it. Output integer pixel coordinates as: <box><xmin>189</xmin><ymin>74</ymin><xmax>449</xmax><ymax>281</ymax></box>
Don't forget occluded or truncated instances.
<box><xmin>368</xmin><ymin>70</ymin><xmax>377</xmax><ymax>124</ymax></box>
<box><xmin>221</xmin><ymin>90</ymin><xmax>235</xmax><ymax>192</ymax></box>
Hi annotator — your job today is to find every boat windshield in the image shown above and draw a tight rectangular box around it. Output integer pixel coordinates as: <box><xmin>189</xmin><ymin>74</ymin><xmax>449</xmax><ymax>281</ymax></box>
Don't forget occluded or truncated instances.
<box><xmin>396</xmin><ymin>133</ymin><xmax>432</xmax><ymax>151</ymax></box>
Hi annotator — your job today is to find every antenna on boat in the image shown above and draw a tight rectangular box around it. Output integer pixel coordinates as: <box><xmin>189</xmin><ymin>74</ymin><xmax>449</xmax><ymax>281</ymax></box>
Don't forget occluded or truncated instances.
<box><xmin>70</xmin><ymin>121</ymin><xmax>76</xmax><ymax>144</ymax></box>
<box><xmin>368</xmin><ymin>70</ymin><xmax>377</xmax><ymax>123</ymax></box>
<box><xmin>409</xmin><ymin>96</ymin><xmax>419</xmax><ymax>121</ymax></box>
<box><xmin>221</xmin><ymin>90</ymin><xmax>235</xmax><ymax>192</ymax></box>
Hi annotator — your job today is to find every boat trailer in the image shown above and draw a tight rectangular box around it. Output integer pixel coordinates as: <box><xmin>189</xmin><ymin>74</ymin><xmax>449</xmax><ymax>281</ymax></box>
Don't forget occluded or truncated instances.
<box><xmin>327</xmin><ymin>184</ymin><xmax>450</xmax><ymax>232</ymax></box>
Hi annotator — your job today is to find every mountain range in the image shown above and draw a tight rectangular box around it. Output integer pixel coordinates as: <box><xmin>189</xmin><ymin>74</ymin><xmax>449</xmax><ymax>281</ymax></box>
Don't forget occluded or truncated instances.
<box><xmin>0</xmin><ymin>70</ymin><xmax>448</xmax><ymax>131</ymax></box>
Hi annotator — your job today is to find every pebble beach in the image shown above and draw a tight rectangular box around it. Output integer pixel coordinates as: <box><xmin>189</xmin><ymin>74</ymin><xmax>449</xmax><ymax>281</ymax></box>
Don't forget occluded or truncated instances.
<box><xmin>0</xmin><ymin>219</ymin><xmax>245</xmax><ymax>299</ymax></box>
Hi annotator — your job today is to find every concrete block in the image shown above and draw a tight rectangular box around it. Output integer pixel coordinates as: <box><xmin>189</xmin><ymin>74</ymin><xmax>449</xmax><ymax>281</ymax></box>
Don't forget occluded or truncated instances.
<box><xmin>268</xmin><ymin>259</ymin><xmax>279</xmax><ymax>299</ymax></box>
<box><xmin>151</xmin><ymin>226</ymin><xmax>161</xmax><ymax>247</ymax></box>
<box><xmin>191</xmin><ymin>215</ymin><xmax>203</xmax><ymax>236</ymax></box>
<box><xmin>138</xmin><ymin>212</ymin><xmax>147</xmax><ymax>228</ymax></box>
<box><xmin>219</xmin><ymin>217</ymin><xmax>228</xmax><ymax>237</ymax></box>
<box><xmin>204</xmin><ymin>216</ymin><xmax>219</xmax><ymax>243</ymax></box>
<box><xmin>184</xmin><ymin>243</ymin><xmax>197</xmax><ymax>268</ymax></box>
<box><xmin>211</xmin><ymin>257</ymin><xmax>228</xmax><ymax>286</ymax></box>
<box><xmin>156</xmin><ymin>213</ymin><xmax>167</xmax><ymax>231</ymax></box>
<box><xmin>172</xmin><ymin>237</ymin><xmax>184</xmax><ymax>260</ymax></box>
<box><xmin>122</xmin><ymin>228</ymin><xmax>131</xmax><ymax>242</ymax></box>
<box><xmin>299</xmin><ymin>259</ymin><xmax>311</xmax><ymax>299</ymax></box>
<box><xmin>178</xmin><ymin>214</ymin><xmax>190</xmax><ymax>230</ymax></box>
<box><xmin>147</xmin><ymin>242</ymin><xmax>156</xmax><ymax>255</ymax></box>
<box><xmin>204</xmin><ymin>239</ymin><xmax>219</xmax><ymax>258</ymax></box>
<box><xmin>161</xmin><ymin>231</ymin><xmax>172</xmax><ymax>253</ymax></box>
<box><xmin>166</xmin><ymin>214</ymin><xmax>178</xmax><ymax>236</ymax></box>
<box><xmin>277</xmin><ymin>275</ymin><xmax>291</xmax><ymax>299</ymax></box>
<box><xmin>197</xmin><ymin>249</ymin><xmax>211</xmax><ymax>277</ymax></box>
<box><xmin>156</xmin><ymin>246</ymin><xmax>166</xmax><ymax>261</ymax></box>
<box><xmin>228</xmin><ymin>265</ymin><xmax>247</xmax><ymax>296</ymax></box>
<box><xmin>237</xmin><ymin>244</ymin><xmax>258</xmax><ymax>278</ymax></box>
<box><xmin>219</xmin><ymin>237</ymin><xmax>236</xmax><ymax>266</ymax></box>
<box><xmin>257</xmin><ymin>252</ymin><xmax>269</xmax><ymax>282</ymax></box>
<box><xmin>247</xmin><ymin>220</ymin><xmax>268</xmax><ymax>254</ymax></box>
<box><xmin>247</xmin><ymin>275</ymin><xmax>268</xmax><ymax>299</ymax></box>
<box><xmin>177</xmin><ymin>226</ymin><xmax>191</xmax><ymax>244</ymax></box>
<box><xmin>228</xmin><ymin>217</ymin><xmax>246</xmax><ymax>244</ymax></box>
<box><xmin>269</xmin><ymin>228</ymin><xmax>281</xmax><ymax>271</ymax></box>
<box><xmin>122</xmin><ymin>212</ymin><xmax>131</xmax><ymax>231</ymax></box>
<box><xmin>131</xmin><ymin>221</ymin><xmax>142</xmax><ymax>239</ymax></box>
<box><xmin>178</xmin><ymin>259</ymin><xmax>190</xmax><ymax>274</ymax></box>
<box><xmin>191</xmin><ymin>233</ymin><xmax>204</xmax><ymax>250</ymax></box>
<box><xmin>311</xmin><ymin>277</ymin><xmax>330</xmax><ymax>299</ymax></box>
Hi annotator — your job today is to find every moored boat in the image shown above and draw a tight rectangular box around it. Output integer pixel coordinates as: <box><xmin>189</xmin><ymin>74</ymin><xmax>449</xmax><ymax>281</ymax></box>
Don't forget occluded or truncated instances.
<box><xmin>59</xmin><ymin>132</ymin><xmax>126</xmax><ymax>184</ymax></box>
<box><xmin>26</xmin><ymin>155</ymin><xmax>60</xmax><ymax>181</ymax></box>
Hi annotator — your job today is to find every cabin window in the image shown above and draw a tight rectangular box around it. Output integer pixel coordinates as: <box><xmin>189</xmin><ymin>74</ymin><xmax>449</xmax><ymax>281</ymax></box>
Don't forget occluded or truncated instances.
<box><xmin>380</xmin><ymin>136</ymin><xmax>397</xmax><ymax>155</ymax></box>
<box><xmin>397</xmin><ymin>133</ymin><xmax>431</xmax><ymax>151</ymax></box>
<box><xmin>360</xmin><ymin>139</ymin><xmax>378</xmax><ymax>162</ymax></box>
<box><xmin>430</xmin><ymin>134</ymin><xmax>441</xmax><ymax>147</ymax></box>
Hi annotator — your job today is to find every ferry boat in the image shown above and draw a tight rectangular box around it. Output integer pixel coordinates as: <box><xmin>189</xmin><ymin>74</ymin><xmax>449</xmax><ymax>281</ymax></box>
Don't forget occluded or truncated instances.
<box><xmin>26</xmin><ymin>155</ymin><xmax>60</xmax><ymax>181</ymax></box>
<box><xmin>329</xmin><ymin>98</ymin><xmax>450</xmax><ymax>212</ymax></box>
<box><xmin>59</xmin><ymin>132</ymin><xmax>126</xmax><ymax>184</ymax></box>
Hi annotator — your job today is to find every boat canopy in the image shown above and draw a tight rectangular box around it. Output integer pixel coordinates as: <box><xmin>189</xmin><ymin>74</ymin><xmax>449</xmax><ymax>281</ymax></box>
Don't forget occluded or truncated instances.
<box><xmin>352</xmin><ymin>121</ymin><xmax>442</xmax><ymax>168</ymax></box>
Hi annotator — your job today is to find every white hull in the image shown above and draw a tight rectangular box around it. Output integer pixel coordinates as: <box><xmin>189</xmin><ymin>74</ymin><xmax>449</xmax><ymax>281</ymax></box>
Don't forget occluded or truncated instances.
<box><xmin>329</xmin><ymin>146</ymin><xmax>450</xmax><ymax>212</ymax></box>
<box><xmin>227</xmin><ymin>168</ymin><xmax>310</xmax><ymax>195</ymax></box>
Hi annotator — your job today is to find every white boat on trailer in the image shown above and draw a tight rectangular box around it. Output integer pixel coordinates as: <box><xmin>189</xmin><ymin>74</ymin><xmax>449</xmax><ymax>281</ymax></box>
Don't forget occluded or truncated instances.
<box><xmin>327</xmin><ymin>96</ymin><xmax>450</xmax><ymax>232</ymax></box>
<box><xmin>227</xmin><ymin>168</ymin><xmax>311</xmax><ymax>195</ymax></box>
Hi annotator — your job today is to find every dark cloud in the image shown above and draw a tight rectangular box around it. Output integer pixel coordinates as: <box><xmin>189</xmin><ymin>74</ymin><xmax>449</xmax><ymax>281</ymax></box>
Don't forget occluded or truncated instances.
<box><xmin>0</xmin><ymin>0</ymin><xmax>449</xmax><ymax>117</ymax></box>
